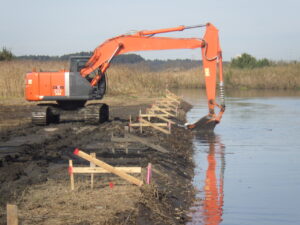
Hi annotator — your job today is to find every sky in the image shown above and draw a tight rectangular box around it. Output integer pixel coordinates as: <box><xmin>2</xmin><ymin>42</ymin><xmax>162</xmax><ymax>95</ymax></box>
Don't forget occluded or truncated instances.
<box><xmin>0</xmin><ymin>0</ymin><xmax>299</xmax><ymax>61</ymax></box>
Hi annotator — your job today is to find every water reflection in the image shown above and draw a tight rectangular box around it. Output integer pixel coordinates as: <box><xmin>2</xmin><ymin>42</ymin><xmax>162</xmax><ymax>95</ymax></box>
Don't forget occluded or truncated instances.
<box><xmin>189</xmin><ymin>133</ymin><xmax>225</xmax><ymax>225</ymax></box>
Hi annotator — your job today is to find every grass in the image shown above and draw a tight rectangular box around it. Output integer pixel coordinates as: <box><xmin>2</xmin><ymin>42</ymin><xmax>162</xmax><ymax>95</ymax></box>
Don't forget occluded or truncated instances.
<box><xmin>0</xmin><ymin>60</ymin><xmax>299</xmax><ymax>100</ymax></box>
<box><xmin>16</xmin><ymin>178</ymin><xmax>140</xmax><ymax>225</ymax></box>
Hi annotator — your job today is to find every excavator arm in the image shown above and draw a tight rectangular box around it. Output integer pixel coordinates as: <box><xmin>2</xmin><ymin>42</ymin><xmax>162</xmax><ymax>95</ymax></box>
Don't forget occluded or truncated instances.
<box><xmin>81</xmin><ymin>23</ymin><xmax>225</xmax><ymax>131</ymax></box>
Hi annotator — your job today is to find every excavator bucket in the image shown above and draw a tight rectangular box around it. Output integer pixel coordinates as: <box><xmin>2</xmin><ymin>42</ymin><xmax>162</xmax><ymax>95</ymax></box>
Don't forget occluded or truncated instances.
<box><xmin>186</xmin><ymin>115</ymin><xmax>217</xmax><ymax>132</ymax></box>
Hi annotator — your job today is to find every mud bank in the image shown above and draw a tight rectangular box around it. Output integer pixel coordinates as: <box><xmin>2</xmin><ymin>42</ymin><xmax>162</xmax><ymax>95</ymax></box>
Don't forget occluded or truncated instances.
<box><xmin>0</xmin><ymin>100</ymin><xmax>195</xmax><ymax>225</ymax></box>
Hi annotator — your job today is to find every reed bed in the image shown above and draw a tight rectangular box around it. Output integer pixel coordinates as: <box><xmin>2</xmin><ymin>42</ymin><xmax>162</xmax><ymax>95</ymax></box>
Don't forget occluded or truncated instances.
<box><xmin>0</xmin><ymin>60</ymin><xmax>68</xmax><ymax>98</ymax></box>
<box><xmin>0</xmin><ymin>60</ymin><xmax>203</xmax><ymax>98</ymax></box>
<box><xmin>224</xmin><ymin>63</ymin><xmax>300</xmax><ymax>90</ymax></box>
<box><xmin>0</xmin><ymin>60</ymin><xmax>299</xmax><ymax>99</ymax></box>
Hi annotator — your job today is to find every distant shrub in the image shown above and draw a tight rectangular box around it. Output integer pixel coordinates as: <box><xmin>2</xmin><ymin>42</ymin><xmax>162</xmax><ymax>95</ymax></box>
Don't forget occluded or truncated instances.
<box><xmin>0</xmin><ymin>47</ymin><xmax>14</xmax><ymax>61</ymax></box>
<box><xmin>231</xmin><ymin>53</ymin><xmax>270</xmax><ymax>69</ymax></box>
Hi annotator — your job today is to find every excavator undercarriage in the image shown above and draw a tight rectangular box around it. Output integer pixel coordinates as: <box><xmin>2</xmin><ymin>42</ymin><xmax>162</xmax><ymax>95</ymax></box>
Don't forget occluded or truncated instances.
<box><xmin>31</xmin><ymin>103</ymin><xmax>109</xmax><ymax>125</ymax></box>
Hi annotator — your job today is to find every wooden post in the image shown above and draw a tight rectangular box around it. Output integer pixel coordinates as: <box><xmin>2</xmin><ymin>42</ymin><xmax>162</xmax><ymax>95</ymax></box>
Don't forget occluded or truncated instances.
<box><xmin>129</xmin><ymin>115</ymin><xmax>132</xmax><ymax>133</ymax></box>
<box><xmin>69</xmin><ymin>160</ymin><xmax>74</xmax><ymax>190</ymax></box>
<box><xmin>111</xmin><ymin>133</ymin><xmax>115</xmax><ymax>154</ymax></box>
<box><xmin>74</xmin><ymin>149</ymin><xmax>143</xmax><ymax>186</ymax></box>
<box><xmin>90</xmin><ymin>153</ymin><xmax>96</xmax><ymax>189</ymax></box>
<box><xmin>7</xmin><ymin>204</ymin><xmax>18</xmax><ymax>225</ymax></box>
<box><xmin>146</xmin><ymin>163</ymin><xmax>152</xmax><ymax>184</ymax></box>
<box><xmin>139</xmin><ymin>109</ymin><xmax>142</xmax><ymax>134</ymax></box>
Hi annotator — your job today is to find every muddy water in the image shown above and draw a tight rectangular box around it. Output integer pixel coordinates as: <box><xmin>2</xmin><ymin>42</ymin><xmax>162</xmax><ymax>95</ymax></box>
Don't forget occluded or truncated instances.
<box><xmin>177</xmin><ymin>89</ymin><xmax>300</xmax><ymax>225</ymax></box>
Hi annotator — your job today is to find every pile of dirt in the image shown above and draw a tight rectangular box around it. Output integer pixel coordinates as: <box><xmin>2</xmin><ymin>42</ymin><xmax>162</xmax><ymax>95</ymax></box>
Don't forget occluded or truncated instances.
<box><xmin>0</xmin><ymin>100</ymin><xmax>195</xmax><ymax>225</ymax></box>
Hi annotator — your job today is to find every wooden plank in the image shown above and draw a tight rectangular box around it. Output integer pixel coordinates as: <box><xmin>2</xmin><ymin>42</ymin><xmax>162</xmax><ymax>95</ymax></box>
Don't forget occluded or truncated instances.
<box><xmin>69</xmin><ymin>160</ymin><xmax>74</xmax><ymax>190</ymax></box>
<box><xmin>155</xmin><ymin>102</ymin><xmax>178</xmax><ymax>110</ymax></box>
<box><xmin>146</xmin><ymin>109</ymin><xmax>169</xmax><ymax>117</ymax></box>
<box><xmin>156</xmin><ymin>99</ymin><xmax>179</xmax><ymax>106</ymax></box>
<box><xmin>7</xmin><ymin>204</ymin><xmax>18</xmax><ymax>225</ymax></box>
<box><xmin>124</xmin><ymin>133</ymin><xmax>169</xmax><ymax>153</ymax></box>
<box><xmin>151</xmin><ymin>106</ymin><xmax>176</xmax><ymax>117</ymax></box>
<box><xmin>129</xmin><ymin>123</ymin><xmax>169</xmax><ymax>127</ymax></box>
<box><xmin>151</xmin><ymin>104</ymin><xmax>176</xmax><ymax>113</ymax></box>
<box><xmin>166</xmin><ymin>90</ymin><xmax>181</xmax><ymax>100</ymax></box>
<box><xmin>73</xmin><ymin>167</ymin><xmax>142</xmax><ymax>173</ymax></box>
<box><xmin>166</xmin><ymin>94</ymin><xmax>180</xmax><ymax>101</ymax></box>
<box><xmin>139</xmin><ymin>118</ymin><xmax>170</xmax><ymax>134</ymax></box>
<box><xmin>139</xmin><ymin>114</ymin><xmax>175</xmax><ymax>124</ymax></box>
<box><xmin>74</xmin><ymin>149</ymin><xmax>143</xmax><ymax>187</ymax></box>
<box><xmin>166</xmin><ymin>95</ymin><xmax>180</xmax><ymax>103</ymax></box>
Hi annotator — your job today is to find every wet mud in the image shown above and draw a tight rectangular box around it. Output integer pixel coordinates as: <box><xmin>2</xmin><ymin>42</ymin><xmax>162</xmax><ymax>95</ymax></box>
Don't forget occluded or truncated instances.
<box><xmin>0</xmin><ymin>101</ymin><xmax>195</xmax><ymax>224</ymax></box>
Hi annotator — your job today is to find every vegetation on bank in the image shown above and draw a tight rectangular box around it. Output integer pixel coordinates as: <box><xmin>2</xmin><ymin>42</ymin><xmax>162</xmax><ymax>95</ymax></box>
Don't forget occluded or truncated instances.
<box><xmin>230</xmin><ymin>53</ymin><xmax>270</xmax><ymax>69</ymax></box>
<box><xmin>0</xmin><ymin>55</ymin><xmax>299</xmax><ymax>99</ymax></box>
<box><xmin>0</xmin><ymin>47</ymin><xmax>14</xmax><ymax>61</ymax></box>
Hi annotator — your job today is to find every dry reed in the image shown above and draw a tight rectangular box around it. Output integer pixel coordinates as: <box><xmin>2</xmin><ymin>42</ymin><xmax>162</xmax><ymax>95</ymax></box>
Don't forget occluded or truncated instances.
<box><xmin>0</xmin><ymin>60</ymin><xmax>299</xmax><ymax>100</ymax></box>
<box><xmin>224</xmin><ymin>63</ymin><xmax>300</xmax><ymax>89</ymax></box>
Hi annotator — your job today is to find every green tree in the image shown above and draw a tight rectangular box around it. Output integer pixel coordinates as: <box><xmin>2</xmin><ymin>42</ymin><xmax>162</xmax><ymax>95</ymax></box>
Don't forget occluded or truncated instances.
<box><xmin>257</xmin><ymin>58</ymin><xmax>270</xmax><ymax>67</ymax></box>
<box><xmin>231</xmin><ymin>53</ymin><xmax>270</xmax><ymax>69</ymax></box>
<box><xmin>0</xmin><ymin>47</ymin><xmax>14</xmax><ymax>61</ymax></box>
<box><xmin>231</xmin><ymin>53</ymin><xmax>257</xmax><ymax>69</ymax></box>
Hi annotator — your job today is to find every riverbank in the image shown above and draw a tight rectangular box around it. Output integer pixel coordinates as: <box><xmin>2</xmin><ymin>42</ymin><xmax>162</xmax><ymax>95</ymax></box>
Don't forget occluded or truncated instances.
<box><xmin>0</xmin><ymin>97</ymin><xmax>195</xmax><ymax>224</ymax></box>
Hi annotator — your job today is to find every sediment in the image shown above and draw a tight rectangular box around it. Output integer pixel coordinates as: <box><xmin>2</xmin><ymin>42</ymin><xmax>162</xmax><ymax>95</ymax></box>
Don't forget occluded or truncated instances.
<box><xmin>0</xmin><ymin>100</ymin><xmax>195</xmax><ymax>225</ymax></box>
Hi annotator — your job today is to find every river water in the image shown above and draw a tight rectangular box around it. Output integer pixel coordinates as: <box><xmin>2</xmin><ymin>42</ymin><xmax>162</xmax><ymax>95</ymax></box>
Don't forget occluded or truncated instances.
<box><xmin>176</xmin><ymin>89</ymin><xmax>300</xmax><ymax>225</ymax></box>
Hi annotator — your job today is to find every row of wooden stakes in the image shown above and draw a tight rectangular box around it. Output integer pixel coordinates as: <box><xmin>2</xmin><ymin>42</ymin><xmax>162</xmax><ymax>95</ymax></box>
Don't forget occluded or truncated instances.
<box><xmin>129</xmin><ymin>90</ymin><xmax>181</xmax><ymax>134</ymax></box>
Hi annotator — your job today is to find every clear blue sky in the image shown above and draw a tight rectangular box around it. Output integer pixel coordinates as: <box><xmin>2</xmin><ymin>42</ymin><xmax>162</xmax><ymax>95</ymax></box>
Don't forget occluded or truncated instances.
<box><xmin>1</xmin><ymin>0</ymin><xmax>299</xmax><ymax>61</ymax></box>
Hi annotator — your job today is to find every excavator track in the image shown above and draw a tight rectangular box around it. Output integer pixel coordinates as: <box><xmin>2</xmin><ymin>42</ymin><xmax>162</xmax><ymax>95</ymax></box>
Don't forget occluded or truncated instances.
<box><xmin>83</xmin><ymin>104</ymin><xmax>109</xmax><ymax>124</ymax></box>
<box><xmin>31</xmin><ymin>106</ymin><xmax>60</xmax><ymax>125</ymax></box>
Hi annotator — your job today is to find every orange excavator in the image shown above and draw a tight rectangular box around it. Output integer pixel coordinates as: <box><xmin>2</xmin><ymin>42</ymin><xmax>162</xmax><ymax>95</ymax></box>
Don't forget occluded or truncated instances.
<box><xmin>25</xmin><ymin>23</ymin><xmax>225</xmax><ymax>130</ymax></box>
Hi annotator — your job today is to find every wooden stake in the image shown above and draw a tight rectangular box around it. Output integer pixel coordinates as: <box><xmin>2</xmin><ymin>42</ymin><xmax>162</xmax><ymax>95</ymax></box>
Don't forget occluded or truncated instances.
<box><xmin>129</xmin><ymin>115</ymin><xmax>132</xmax><ymax>133</ymax></box>
<box><xmin>74</xmin><ymin>149</ymin><xmax>143</xmax><ymax>186</ymax></box>
<box><xmin>7</xmin><ymin>204</ymin><xmax>18</xmax><ymax>225</ymax></box>
<box><xmin>90</xmin><ymin>153</ymin><xmax>96</xmax><ymax>189</ymax></box>
<box><xmin>139</xmin><ymin>109</ymin><xmax>142</xmax><ymax>133</ymax></box>
<box><xmin>146</xmin><ymin>163</ymin><xmax>152</xmax><ymax>184</ymax></box>
<box><xmin>69</xmin><ymin>160</ymin><xmax>74</xmax><ymax>190</ymax></box>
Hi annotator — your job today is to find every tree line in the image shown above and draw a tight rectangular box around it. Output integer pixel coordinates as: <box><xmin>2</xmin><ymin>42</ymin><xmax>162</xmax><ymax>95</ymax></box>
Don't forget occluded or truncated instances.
<box><xmin>1</xmin><ymin>47</ymin><xmax>273</xmax><ymax>69</ymax></box>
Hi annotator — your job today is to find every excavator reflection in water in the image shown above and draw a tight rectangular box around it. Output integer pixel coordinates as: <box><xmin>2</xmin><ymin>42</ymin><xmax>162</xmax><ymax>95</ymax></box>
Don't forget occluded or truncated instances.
<box><xmin>188</xmin><ymin>133</ymin><xmax>225</xmax><ymax>225</ymax></box>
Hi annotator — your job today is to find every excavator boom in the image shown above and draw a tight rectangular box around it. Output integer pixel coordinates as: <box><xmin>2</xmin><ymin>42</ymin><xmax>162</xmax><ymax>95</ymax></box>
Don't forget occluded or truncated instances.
<box><xmin>81</xmin><ymin>23</ymin><xmax>225</xmax><ymax>130</ymax></box>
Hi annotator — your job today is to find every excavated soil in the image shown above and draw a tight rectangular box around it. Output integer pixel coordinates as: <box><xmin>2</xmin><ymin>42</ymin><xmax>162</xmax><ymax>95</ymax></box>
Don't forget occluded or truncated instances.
<box><xmin>0</xmin><ymin>100</ymin><xmax>194</xmax><ymax>225</ymax></box>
